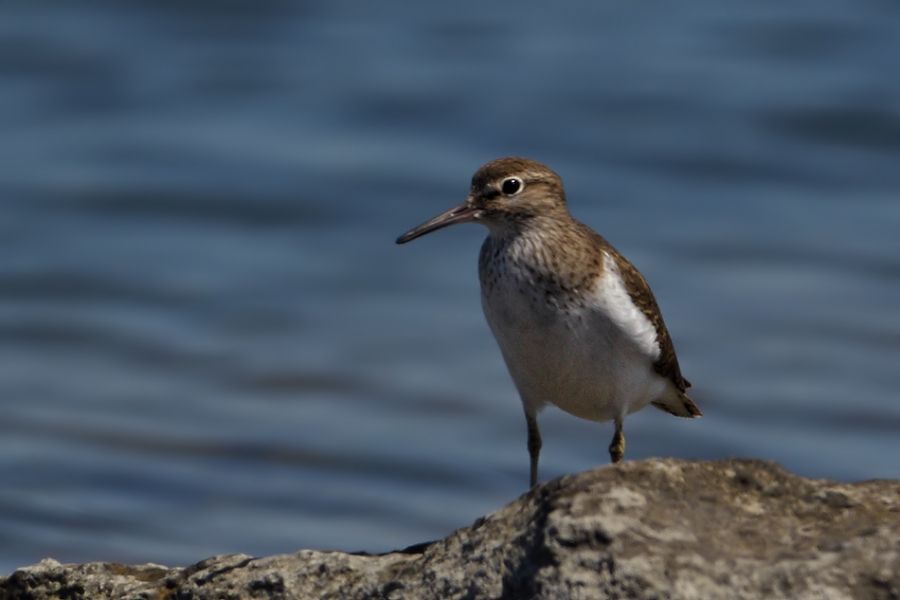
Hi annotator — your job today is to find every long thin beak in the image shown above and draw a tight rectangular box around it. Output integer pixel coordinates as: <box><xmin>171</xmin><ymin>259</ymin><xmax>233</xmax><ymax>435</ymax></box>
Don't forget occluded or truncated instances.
<box><xmin>395</xmin><ymin>201</ymin><xmax>480</xmax><ymax>244</ymax></box>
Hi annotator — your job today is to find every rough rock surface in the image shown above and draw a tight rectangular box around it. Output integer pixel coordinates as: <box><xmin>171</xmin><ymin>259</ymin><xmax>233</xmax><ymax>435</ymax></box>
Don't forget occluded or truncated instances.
<box><xmin>2</xmin><ymin>459</ymin><xmax>898</xmax><ymax>600</ymax></box>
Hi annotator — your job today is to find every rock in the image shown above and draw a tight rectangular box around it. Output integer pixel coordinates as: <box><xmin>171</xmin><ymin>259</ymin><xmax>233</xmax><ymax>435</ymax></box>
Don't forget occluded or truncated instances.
<box><xmin>2</xmin><ymin>459</ymin><xmax>898</xmax><ymax>600</ymax></box>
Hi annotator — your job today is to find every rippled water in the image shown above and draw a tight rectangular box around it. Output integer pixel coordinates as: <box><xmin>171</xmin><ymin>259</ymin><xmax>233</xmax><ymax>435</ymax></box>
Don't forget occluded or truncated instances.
<box><xmin>2</xmin><ymin>0</ymin><xmax>899</xmax><ymax>574</ymax></box>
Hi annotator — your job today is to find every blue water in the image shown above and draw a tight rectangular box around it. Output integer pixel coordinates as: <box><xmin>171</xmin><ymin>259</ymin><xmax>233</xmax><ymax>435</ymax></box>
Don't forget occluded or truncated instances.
<box><xmin>2</xmin><ymin>0</ymin><xmax>899</xmax><ymax>574</ymax></box>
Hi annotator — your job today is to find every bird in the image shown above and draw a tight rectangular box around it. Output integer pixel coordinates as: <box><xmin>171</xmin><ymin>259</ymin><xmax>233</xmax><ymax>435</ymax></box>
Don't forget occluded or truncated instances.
<box><xmin>396</xmin><ymin>157</ymin><xmax>701</xmax><ymax>488</ymax></box>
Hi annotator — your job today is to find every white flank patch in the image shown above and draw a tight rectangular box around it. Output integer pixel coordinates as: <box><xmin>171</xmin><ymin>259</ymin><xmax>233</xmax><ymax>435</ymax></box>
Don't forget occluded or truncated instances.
<box><xmin>594</xmin><ymin>252</ymin><xmax>661</xmax><ymax>360</ymax></box>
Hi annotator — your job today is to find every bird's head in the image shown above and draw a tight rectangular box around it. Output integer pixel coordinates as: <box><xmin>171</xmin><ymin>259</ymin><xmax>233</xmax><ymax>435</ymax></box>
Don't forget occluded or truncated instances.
<box><xmin>396</xmin><ymin>157</ymin><xmax>568</xmax><ymax>244</ymax></box>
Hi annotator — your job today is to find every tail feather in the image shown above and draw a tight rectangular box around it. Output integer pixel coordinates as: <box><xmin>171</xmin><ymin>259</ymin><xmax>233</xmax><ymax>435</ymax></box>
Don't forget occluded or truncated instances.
<box><xmin>652</xmin><ymin>393</ymin><xmax>702</xmax><ymax>418</ymax></box>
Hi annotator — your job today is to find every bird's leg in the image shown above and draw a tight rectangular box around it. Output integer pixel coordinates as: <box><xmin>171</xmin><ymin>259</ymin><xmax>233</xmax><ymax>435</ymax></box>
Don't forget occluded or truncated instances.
<box><xmin>525</xmin><ymin>411</ymin><xmax>542</xmax><ymax>488</ymax></box>
<box><xmin>608</xmin><ymin>417</ymin><xmax>625</xmax><ymax>463</ymax></box>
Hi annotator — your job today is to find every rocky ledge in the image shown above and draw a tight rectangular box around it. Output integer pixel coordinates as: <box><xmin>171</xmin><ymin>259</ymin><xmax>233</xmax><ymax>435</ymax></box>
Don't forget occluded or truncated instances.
<box><xmin>2</xmin><ymin>459</ymin><xmax>898</xmax><ymax>600</ymax></box>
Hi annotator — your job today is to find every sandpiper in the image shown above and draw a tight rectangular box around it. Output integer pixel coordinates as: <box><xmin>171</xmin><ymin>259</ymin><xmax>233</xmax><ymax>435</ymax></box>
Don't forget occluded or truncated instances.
<box><xmin>397</xmin><ymin>157</ymin><xmax>701</xmax><ymax>488</ymax></box>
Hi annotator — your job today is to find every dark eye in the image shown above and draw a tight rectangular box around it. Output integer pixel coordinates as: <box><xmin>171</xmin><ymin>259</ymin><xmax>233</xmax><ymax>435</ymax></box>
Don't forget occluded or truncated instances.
<box><xmin>501</xmin><ymin>177</ymin><xmax>522</xmax><ymax>195</ymax></box>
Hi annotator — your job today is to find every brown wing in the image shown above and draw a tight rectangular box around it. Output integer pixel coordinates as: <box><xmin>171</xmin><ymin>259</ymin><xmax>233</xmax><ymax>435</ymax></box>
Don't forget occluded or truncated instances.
<box><xmin>578</xmin><ymin>225</ymin><xmax>701</xmax><ymax>418</ymax></box>
<box><xmin>600</xmin><ymin>242</ymin><xmax>690</xmax><ymax>393</ymax></box>
<box><xmin>615</xmin><ymin>251</ymin><xmax>703</xmax><ymax>417</ymax></box>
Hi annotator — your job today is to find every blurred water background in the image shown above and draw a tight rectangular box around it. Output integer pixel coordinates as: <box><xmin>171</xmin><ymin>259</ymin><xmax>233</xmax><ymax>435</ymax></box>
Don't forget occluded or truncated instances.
<box><xmin>1</xmin><ymin>0</ymin><xmax>899</xmax><ymax>574</ymax></box>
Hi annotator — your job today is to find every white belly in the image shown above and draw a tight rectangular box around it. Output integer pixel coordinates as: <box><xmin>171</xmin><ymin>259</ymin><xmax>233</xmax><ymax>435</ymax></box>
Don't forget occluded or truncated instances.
<box><xmin>481</xmin><ymin>271</ymin><xmax>667</xmax><ymax>422</ymax></box>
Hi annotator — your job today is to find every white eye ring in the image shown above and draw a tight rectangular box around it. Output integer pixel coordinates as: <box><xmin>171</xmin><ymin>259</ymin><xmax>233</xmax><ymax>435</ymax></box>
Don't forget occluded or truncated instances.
<box><xmin>501</xmin><ymin>177</ymin><xmax>524</xmax><ymax>196</ymax></box>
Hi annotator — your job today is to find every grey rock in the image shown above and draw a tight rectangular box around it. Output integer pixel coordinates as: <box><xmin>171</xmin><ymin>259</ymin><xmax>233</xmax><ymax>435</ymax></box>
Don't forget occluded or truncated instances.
<box><xmin>2</xmin><ymin>459</ymin><xmax>898</xmax><ymax>600</ymax></box>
